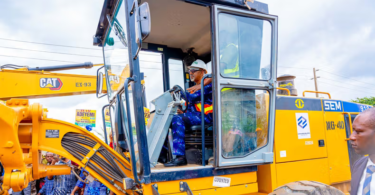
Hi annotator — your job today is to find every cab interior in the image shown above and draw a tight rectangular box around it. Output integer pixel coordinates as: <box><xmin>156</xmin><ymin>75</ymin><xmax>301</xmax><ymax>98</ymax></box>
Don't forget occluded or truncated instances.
<box><xmin>102</xmin><ymin>0</ymin><xmax>271</xmax><ymax>172</ymax></box>
<box><xmin>140</xmin><ymin>0</ymin><xmax>214</xmax><ymax>170</ymax></box>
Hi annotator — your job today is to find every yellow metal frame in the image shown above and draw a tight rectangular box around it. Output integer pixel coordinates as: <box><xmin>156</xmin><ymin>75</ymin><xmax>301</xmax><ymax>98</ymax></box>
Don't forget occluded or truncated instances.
<box><xmin>276</xmin><ymin>88</ymin><xmax>290</xmax><ymax>96</ymax></box>
<box><xmin>302</xmin><ymin>90</ymin><xmax>331</xmax><ymax>99</ymax></box>
<box><xmin>0</xmin><ymin>99</ymin><xmax>131</xmax><ymax>195</ymax></box>
<box><xmin>0</xmin><ymin>69</ymin><xmax>107</xmax><ymax>100</ymax></box>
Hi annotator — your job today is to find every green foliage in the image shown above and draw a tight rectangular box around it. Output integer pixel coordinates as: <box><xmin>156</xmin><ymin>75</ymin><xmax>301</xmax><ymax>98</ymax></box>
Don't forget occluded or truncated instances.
<box><xmin>351</xmin><ymin>96</ymin><xmax>375</xmax><ymax>106</ymax></box>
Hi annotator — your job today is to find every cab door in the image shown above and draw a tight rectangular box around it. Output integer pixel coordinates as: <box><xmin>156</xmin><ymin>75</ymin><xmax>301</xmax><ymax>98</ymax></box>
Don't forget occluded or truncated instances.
<box><xmin>323</xmin><ymin>100</ymin><xmax>351</xmax><ymax>183</ymax></box>
<box><xmin>212</xmin><ymin>5</ymin><xmax>278</xmax><ymax>167</ymax></box>
<box><xmin>102</xmin><ymin>0</ymin><xmax>151</xmax><ymax>183</ymax></box>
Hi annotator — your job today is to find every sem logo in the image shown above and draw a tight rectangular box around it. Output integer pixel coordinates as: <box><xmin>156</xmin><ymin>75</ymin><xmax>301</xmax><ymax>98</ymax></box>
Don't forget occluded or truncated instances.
<box><xmin>40</xmin><ymin>78</ymin><xmax>63</xmax><ymax>90</ymax></box>
<box><xmin>324</xmin><ymin>100</ymin><xmax>342</xmax><ymax>111</ymax></box>
<box><xmin>297</xmin><ymin>116</ymin><xmax>308</xmax><ymax>128</ymax></box>
<box><xmin>295</xmin><ymin>99</ymin><xmax>304</xmax><ymax>109</ymax></box>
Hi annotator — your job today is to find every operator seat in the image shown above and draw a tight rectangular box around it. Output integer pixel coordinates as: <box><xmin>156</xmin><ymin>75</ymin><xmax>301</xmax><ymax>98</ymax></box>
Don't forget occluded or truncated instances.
<box><xmin>185</xmin><ymin>125</ymin><xmax>213</xmax><ymax>147</ymax></box>
<box><xmin>184</xmin><ymin>125</ymin><xmax>213</xmax><ymax>164</ymax></box>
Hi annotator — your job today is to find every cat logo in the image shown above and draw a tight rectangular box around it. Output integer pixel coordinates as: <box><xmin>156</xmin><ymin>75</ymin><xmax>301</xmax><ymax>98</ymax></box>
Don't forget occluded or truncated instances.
<box><xmin>40</xmin><ymin>78</ymin><xmax>63</xmax><ymax>90</ymax></box>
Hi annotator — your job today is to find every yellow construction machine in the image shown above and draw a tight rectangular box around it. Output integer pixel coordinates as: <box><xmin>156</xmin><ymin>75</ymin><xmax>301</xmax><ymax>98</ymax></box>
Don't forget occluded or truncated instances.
<box><xmin>0</xmin><ymin>62</ymin><xmax>106</xmax><ymax>100</ymax></box>
<box><xmin>0</xmin><ymin>0</ymin><xmax>372</xmax><ymax>195</ymax></box>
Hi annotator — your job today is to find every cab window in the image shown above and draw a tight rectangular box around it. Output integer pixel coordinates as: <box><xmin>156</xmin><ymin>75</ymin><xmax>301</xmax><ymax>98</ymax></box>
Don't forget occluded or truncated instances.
<box><xmin>221</xmin><ymin>88</ymin><xmax>269</xmax><ymax>158</ymax></box>
<box><xmin>218</xmin><ymin>13</ymin><xmax>271</xmax><ymax>80</ymax></box>
<box><xmin>168</xmin><ymin>59</ymin><xmax>185</xmax><ymax>90</ymax></box>
<box><xmin>103</xmin><ymin>1</ymin><xmax>129</xmax><ymax>100</ymax></box>
<box><xmin>140</xmin><ymin>52</ymin><xmax>164</xmax><ymax>110</ymax></box>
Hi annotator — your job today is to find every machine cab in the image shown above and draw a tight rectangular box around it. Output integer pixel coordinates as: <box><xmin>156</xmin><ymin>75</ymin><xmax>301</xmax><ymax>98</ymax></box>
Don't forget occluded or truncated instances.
<box><xmin>95</xmin><ymin>0</ymin><xmax>278</xmax><ymax>184</ymax></box>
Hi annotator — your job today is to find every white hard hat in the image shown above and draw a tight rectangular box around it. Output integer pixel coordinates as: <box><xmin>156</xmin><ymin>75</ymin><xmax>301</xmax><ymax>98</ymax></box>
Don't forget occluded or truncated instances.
<box><xmin>190</xmin><ymin>59</ymin><xmax>207</xmax><ymax>71</ymax></box>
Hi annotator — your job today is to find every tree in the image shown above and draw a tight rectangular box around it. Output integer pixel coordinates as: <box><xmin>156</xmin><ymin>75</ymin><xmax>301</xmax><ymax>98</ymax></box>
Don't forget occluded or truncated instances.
<box><xmin>351</xmin><ymin>96</ymin><xmax>375</xmax><ymax>106</ymax></box>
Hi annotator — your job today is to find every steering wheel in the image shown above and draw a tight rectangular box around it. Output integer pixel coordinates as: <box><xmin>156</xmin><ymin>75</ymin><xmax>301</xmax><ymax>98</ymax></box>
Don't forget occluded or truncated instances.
<box><xmin>169</xmin><ymin>85</ymin><xmax>188</xmax><ymax>112</ymax></box>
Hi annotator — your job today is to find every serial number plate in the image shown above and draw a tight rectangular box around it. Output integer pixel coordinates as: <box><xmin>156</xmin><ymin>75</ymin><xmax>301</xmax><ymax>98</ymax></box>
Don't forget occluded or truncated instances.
<box><xmin>213</xmin><ymin>176</ymin><xmax>231</xmax><ymax>187</ymax></box>
<box><xmin>46</xmin><ymin>130</ymin><xmax>59</xmax><ymax>138</ymax></box>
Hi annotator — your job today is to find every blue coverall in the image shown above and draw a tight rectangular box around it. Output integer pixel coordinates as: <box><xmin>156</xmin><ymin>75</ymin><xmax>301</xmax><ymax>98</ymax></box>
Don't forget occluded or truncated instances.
<box><xmin>171</xmin><ymin>83</ymin><xmax>213</xmax><ymax>156</ymax></box>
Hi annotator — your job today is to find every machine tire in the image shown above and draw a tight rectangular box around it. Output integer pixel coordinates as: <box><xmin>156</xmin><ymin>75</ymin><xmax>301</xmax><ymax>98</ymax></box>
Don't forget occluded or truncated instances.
<box><xmin>269</xmin><ymin>181</ymin><xmax>344</xmax><ymax>195</ymax></box>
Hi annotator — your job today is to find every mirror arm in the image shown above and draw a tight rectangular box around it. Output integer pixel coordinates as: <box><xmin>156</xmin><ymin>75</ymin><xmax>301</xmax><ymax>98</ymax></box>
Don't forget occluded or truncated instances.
<box><xmin>130</xmin><ymin>0</ymin><xmax>137</xmax><ymax>15</ymax></box>
<box><xmin>134</xmin><ymin>39</ymin><xmax>142</xmax><ymax>60</ymax></box>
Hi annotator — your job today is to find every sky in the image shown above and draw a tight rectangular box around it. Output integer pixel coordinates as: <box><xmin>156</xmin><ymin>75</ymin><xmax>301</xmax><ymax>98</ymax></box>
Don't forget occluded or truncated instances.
<box><xmin>1</xmin><ymin>0</ymin><xmax>375</xmax><ymax>140</ymax></box>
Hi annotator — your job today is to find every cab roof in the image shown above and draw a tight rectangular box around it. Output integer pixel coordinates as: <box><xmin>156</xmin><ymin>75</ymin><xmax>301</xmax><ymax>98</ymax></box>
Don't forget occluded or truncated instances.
<box><xmin>93</xmin><ymin>0</ymin><xmax>268</xmax><ymax>55</ymax></box>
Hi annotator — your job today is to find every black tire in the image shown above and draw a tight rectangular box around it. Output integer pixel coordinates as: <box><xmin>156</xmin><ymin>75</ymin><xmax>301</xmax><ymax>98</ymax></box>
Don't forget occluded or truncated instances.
<box><xmin>269</xmin><ymin>181</ymin><xmax>344</xmax><ymax>195</ymax></box>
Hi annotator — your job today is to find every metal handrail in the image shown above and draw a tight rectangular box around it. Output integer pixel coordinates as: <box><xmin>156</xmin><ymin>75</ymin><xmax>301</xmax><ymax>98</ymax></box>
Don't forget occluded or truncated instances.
<box><xmin>276</xmin><ymin>87</ymin><xmax>290</xmax><ymax>96</ymax></box>
<box><xmin>302</xmin><ymin>90</ymin><xmax>331</xmax><ymax>99</ymax></box>
<box><xmin>200</xmin><ymin>74</ymin><xmax>212</xmax><ymax>166</ymax></box>
<box><xmin>121</xmin><ymin>77</ymin><xmax>143</xmax><ymax>184</ymax></box>
<box><xmin>101</xmin><ymin>104</ymin><xmax>110</xmax><ymax>144</ymax></box>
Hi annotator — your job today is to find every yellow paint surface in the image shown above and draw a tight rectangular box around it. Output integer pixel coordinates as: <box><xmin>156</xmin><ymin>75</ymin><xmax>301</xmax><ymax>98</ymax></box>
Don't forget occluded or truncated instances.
<box><xmin>275</xmin><ymin>158</ymin><xmax>330</xmax><ymax>186</ymax></box>
<box><xmin>324</xmin><ymin>112</ymin><xmax>351</xmax><ymax>183</ymax></box>
<box><xmin>0</xmin><ymin>69</ymin><xmax>106</xmax><ymax>100</ymax></box>
<box><xmin>275</xmin><ymin>110</ymin><xmax>327</xmax><ymax>163</ymax></box>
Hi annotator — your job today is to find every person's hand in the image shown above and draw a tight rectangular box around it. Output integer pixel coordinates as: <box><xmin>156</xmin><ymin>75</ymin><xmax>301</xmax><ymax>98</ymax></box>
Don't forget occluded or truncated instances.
<box><xmin>70</xmin><ymin>192</ymin><xmax>75</xmax><ymax>195</ymax></box>
<box><xmin>187</xmin><ymin>85</ymin><xmax>201</xmax><ymax>94</ymax></box>
<box><xmin>177</xmin><ymin>109</ymin><xmax>184</xmax><ymax>114</ymax></box>
<box><xmin>51</xmin><ymin>157</ymin><xmax>58</xmax><ymax>165</ymax></box>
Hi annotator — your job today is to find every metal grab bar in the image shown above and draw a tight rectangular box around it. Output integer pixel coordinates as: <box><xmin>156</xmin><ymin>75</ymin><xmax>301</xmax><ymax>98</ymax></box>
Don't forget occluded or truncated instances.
<box><xmin>101</xmin><ymin>104</ymin><xmax>110</xmax><ymax>144</ymax></box>
<box><xmin>120</xmin><ymin>77</ymin><xmax>143</xmax><ymax>184</ymax></box>
<box><xmin>276</xmin><ymin>87</ymin><xmax>290</xmax><ymax>96</ymax></box>
<box><xmin>200</xmin><ymin>74</ymin><xmax>212</xmax><ymax>166</ymax></box>
<box><xmin>96</xmin><ymin>66</ymin><xmax>107</xmax><ymax>98</ymax></box>
<box><xmin>302</xmin><ymin>90</ymin><xmax>331</xmax><ymax>99</ymax></box>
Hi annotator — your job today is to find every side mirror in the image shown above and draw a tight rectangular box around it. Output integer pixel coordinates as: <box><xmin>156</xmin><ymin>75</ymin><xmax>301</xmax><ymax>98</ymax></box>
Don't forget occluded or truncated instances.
<box><xmin>139</xmin><ymin>2</ymin><xmax>151</xmax><ymax>40</ymax></box>
<box><xmin>133</xmin><ymin>2</ymin><xmax>151</xmax><ymax>60</ymax></box>
<box><xmin>96</xmin><ymin>66</ymin><xmax>107</xmax><ymax>98</ymax></box>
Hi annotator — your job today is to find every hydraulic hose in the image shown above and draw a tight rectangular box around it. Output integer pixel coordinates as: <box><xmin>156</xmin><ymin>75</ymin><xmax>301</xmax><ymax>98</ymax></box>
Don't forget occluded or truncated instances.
<box><xmin>61</xmin><ymin>133</ymin><xmax>130</xmax><ymax>184</ymax></box>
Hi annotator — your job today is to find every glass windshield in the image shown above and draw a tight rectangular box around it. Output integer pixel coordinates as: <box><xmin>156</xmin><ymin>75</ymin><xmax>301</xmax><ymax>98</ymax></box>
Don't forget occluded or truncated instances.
<box><xmin>218</xmin><ymin>13</ymin><xmax>271</xmax><ymax>80</ymax></box>
<box><xmin>103</xmin><ymin>0</ymin><xmax>129</xmax><ymax>100</ymax></box>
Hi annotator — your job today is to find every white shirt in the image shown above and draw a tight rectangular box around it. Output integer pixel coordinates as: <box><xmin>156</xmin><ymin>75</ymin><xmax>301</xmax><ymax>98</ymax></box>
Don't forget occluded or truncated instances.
<box><xmin>358</xmin><ymin>158</ymin><xmax>375</xmax><ymax>195</ymax></box>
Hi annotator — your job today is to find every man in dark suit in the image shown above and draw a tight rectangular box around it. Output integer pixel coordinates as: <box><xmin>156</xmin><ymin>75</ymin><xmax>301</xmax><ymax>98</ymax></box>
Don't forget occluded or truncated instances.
<box><xmin>350</xmin><ymin>107</ymin><xmax>375</xmax><ymax>195</ymax></box>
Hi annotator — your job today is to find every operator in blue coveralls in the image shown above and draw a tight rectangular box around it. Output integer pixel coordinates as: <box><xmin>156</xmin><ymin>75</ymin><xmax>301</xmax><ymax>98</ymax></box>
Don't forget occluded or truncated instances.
<box><xmin>164</xmin><ymin>60</ymin><xmax>213</xmax><ymax>167</ymax></box>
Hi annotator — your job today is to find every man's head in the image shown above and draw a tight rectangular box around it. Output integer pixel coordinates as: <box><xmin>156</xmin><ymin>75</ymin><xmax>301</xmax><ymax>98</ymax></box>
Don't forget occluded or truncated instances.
<box><xmin>46</xmin><ymin>152</ymin><xmax>54</xmax><ymax>163</ymax></box>
<box><xmin>189</xmin><ymin>60</ymin><xmax>207</xmax><ymax>83</ymax></box>
<box><xmin>350</xmin><ymin>107</ymin><xmax>375</xmax><ymax>155</ymax></box>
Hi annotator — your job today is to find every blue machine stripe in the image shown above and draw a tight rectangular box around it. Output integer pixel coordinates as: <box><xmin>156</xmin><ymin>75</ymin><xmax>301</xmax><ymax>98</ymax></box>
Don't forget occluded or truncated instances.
<box><xmin>343</xmin><ymin>101</ymin><xmax>372</xmax><ymax>112</ymax></box>
<box><xmin>276</xmin><ymin>96</ymin><xmax>322</xmax><ymax>111</ymax></box>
